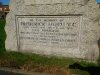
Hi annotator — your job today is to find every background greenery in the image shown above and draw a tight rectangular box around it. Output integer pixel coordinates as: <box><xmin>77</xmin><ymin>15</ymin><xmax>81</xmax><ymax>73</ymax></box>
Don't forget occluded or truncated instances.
<box><xmin>0</xmin><ymin>20</ymin><xmax>6</xmax><ymax>54</ymax></box>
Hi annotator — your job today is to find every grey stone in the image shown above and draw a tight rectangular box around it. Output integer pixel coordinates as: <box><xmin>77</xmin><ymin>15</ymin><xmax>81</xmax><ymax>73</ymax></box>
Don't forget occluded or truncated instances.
<box><xmin>5</xmin><ymin>0</ymin><xmax>100</xmax><ymax>62</ymax></box>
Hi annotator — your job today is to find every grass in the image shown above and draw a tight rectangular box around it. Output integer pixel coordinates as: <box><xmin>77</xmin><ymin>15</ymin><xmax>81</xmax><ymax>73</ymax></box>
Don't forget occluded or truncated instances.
<box><xmin>0</xmin><ymin>51</ymin><xmax>90</xmax><ymax>74</ymax></box>
<box><xmin>0</xmin><ymin>19</ymin><xmax>100</xmax><ymax>75</ymax></box>
<box><xmin>0</xmin><ymin>52</ymin><xmax>75</xmax><ymax>67</ymax></box>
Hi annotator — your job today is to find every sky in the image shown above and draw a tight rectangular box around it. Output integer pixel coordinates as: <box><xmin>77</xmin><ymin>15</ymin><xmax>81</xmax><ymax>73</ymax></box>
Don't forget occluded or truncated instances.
<box><xmin>0</xmin><ymin>0</ymin><xmax>10</xmax><ymax>5</ymax></box>
<box><xmin>0</xmin><ymin>0</ymin><xmax>100</xmax><ymax>5</ymax></box>
<box><xmin>96</xmin><ymin>0</ymin><xmax>100</xmax><ymax>3</ymax></box>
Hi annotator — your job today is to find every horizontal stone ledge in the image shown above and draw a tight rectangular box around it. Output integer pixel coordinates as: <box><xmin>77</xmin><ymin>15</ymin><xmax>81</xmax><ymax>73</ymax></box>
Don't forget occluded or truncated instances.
<box><xmin>24</xmin><ymin>0</ymin><xmax>85</xmax><ymax>5</ymax></box>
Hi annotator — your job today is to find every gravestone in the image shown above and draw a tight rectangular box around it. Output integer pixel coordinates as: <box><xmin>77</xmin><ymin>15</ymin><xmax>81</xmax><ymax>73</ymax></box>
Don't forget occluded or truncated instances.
<box><xmin>5</xmin><ymin>0</ymin><xmax>100</xmax><ymax>62</ymax></box>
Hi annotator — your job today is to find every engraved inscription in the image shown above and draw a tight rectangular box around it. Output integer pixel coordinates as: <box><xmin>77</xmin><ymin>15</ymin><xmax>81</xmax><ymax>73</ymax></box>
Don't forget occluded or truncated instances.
<box><xmin>16</xmin><ymin>16</ymin><xmax>81</xmax><ymax>49</ymax></box>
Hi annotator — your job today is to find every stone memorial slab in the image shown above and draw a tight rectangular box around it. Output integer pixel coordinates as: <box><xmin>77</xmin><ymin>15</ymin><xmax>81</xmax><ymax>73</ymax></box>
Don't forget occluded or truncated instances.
<box><xmin>5</xmin><ymin>0</ymin><xmax>100</xmax><ymax>62</ymax></box>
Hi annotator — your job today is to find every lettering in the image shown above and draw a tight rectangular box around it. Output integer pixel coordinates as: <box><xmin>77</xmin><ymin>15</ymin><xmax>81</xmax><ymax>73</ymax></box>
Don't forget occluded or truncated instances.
<box><xmin>17</xmin><ymin>16</ymin><xmax>81</xmax><ymax>48</ymax></box>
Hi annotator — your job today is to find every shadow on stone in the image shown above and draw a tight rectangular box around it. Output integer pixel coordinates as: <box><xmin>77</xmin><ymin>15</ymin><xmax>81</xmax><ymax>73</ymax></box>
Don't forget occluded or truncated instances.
<box><xmin>69</xmin><ymin>63</ymin><xmax>100</xmax><ymax>75</ymax></box>
<box><xmin>98</xmin><ymin>38</ymin><xmax>100</xmax><ymax>49</ymax></box>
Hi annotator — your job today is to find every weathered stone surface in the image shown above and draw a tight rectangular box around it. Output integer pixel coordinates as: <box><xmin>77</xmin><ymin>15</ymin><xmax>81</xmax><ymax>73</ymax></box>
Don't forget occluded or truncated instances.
<box><xmin>5</xmin><ymin>0</ymin><xmax>100</xmax><ymax>62</ymax></box>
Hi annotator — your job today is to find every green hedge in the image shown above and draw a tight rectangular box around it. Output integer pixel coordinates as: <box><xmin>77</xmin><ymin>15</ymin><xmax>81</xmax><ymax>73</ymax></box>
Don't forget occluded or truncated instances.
<box><xmin>0</xmin><ymin>20</ymin><xmax>6</xmax><ymax>54</ymax></box>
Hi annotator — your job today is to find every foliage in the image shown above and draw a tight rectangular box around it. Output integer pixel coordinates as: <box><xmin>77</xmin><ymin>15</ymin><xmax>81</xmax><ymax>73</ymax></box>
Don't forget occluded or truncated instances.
<box><xmin>0</xmin><ymin>20</ymin><xmax>6</xmax><ymax>55</ymax></box>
